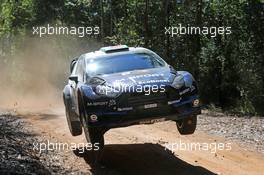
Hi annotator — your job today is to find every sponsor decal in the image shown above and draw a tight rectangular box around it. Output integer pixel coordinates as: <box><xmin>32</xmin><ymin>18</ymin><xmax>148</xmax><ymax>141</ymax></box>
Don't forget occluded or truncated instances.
<box><xmin>90</xmin><ymin>114</ymin><xmax>98</xmax><ymax>122</ymax></box>
<box><xmin>168</xmin><ymin>98</ymin><xmax>182</xmax><ymax>105</ymax></box>
<box><xmin>139</xmin><ymin>118</ymin><xmax>166</xmax><ymax>124</ymax></box>
<box><xmin>130</xmin><ymin>73</ymin><xmax>165</xmax><ymax>79</ymax></box>
<box><xmin>108</xmin><ymin>99</ymin><xmax>116</xmax><ymax>107</ymax></box>
<box><xmin>179</xmin><ymin>85</ymin><xmax>196</xmax><ymax>96</ymax></box>
<box><xmin>137</xmin><ymin>79</ymin><xmax>170</xmax><ymax>85</ymax></box>
<box><xmin>144</xmin><ymin>103</ymin><xmax>158</xmax><ymax>109</ymax></box>
<box><xmin>117</xmin><ymin>107</ymin><xmax>133</xmax><ymax>111</ymax></box>
<box><xmin>128</xmin><ymin>73</ymin><xmax>168</xmax><ymax>84</ymax></box>
<box><xmin>87</xmin><ymin>99</ymin><xmax>116</xmax><ymax>107</ymax></box>
<box><xmin>87</xmin><ymin>101</ymin><xmax>108</xmax><ymax>106</ymax></box>
<box><xmin>179</xmin><ymin>88</ymin><xmax>190</xmax><ymax>96</ymax></box>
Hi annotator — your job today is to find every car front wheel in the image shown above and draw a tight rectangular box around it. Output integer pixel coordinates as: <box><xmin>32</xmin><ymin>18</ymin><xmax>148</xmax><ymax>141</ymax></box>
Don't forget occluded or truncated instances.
<box><xmin>81</xmin><ymin>117</ymin><xmax>105</xmax><ymax>164</ymax></box>
<box><xmin>79</xmin><ymin>104</ymin><xmax>105</xmax><ymax>164</ymax></box>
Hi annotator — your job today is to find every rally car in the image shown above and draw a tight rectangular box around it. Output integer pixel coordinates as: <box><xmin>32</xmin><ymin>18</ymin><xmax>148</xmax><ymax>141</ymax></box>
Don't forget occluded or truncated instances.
<box><xmin>63</xmin><ymin>45</ymin><xmax>201</xmax><ymax>161</ymax></box>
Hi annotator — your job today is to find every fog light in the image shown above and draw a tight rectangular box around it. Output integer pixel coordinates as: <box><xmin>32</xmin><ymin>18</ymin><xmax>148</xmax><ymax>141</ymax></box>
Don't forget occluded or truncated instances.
<box><xmin>193</xmin><ymin>99</ymin><xmax>200</xmax><ymax>107</ymax></box>
<box><xmin>90</xmin><ymin>114</ymin><xmax>98</xmax><ymax>122</ymax></box>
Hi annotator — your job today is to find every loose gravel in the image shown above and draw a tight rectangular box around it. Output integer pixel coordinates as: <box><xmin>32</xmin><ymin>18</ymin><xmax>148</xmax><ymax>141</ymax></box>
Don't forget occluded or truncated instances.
<box><xmin>0</xmin><ymin>113</ymin><xmax>88</xmax><ymax>175</ymax></box>
<box><xmin>197</xmin><ymin>110</ymin><xmax>264</xmax><ymax>153</ymax></box>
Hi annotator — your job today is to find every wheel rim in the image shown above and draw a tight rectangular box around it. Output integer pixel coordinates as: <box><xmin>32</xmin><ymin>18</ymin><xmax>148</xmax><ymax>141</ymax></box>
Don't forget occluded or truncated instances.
<box><xmin>177</xmin><ymin>120</ymin><xmax>184</xmax><ymax>128</ymax></box>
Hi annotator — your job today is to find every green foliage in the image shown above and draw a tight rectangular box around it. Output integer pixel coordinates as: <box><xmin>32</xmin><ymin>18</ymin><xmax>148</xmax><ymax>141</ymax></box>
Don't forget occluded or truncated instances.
<box><xmin>0</xmin><ymin>0</ymin><xmax>263</xmax><ymax>115</ymax></box>
<box><xmin>0</xmin><ymin>0</ymin><xmax>35</xmax><ymax>35</ymax></box>
<box><xmin>106</xmin><ymin>17</ymin><xmax>144</xmax><ymax>46</ymax></box>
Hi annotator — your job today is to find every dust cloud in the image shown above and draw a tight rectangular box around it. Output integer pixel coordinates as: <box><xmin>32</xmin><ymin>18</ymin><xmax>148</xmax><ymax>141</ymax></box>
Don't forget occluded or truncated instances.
<box><xmin>0</xmin><ymin>35</ymin><xmax>102</xmax><ymax>110</ymax></box>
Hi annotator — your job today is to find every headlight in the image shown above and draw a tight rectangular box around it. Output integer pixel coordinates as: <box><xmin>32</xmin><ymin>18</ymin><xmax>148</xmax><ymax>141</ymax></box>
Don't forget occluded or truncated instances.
<box><xmin>171</xmin><ymin>74</ymin><xmax>185</xmax><ymax>89</ymax></box>
<box><xmin>95</xmin><ymin>85</ymin><xmax>121</xmax><ymax>98</ymax></box>
<box><xmin>88</xmin><ymin>77</ymin><xmax>105</xmax><ymax>85</ymax></box>
<box><xmin>193</xmin><ymin>99</ymin><xmax>200</xmax><ymax>107</ymax></box>
<box><xmin>183</xmin><ymin>73</ymin><xmax>194</xmax><ymax>87</ymax></box>
<box><xmin>171</xmin><ymin>72</ymin><xmax>195</xmax><ymax>89</ymax></box>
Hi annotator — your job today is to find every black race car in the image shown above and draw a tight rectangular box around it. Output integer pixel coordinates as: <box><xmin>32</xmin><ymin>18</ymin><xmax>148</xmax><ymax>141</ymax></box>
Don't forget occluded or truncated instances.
<box><xmin>63</xmin><ymin>45</ymin><xmax>201</xmax><ymax>161</ymax></box>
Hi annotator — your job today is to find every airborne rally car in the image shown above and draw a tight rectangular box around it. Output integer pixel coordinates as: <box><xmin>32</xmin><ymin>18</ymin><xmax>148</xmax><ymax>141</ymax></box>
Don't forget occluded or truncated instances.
<box><xmin>63</xmin><ymin>45</ymin><xmax>201</xmax><ymax>160</ymax></box>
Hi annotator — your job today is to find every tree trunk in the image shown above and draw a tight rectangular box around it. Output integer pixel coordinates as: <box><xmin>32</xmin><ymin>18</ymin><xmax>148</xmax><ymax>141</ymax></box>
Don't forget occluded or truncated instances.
<box><xmin>163</xmin><ymin>0</ymin><xmax>170</xmax><ymax>62</ymax></box>
<box><xmin>100</xmin><ymin>0</ymin><xmax>104</xmax><ymax>39</ymax></box>
<box><xmin>144</xmin><ymin>0</ymin><xmax>149</xmax><ymax>47</ymax></box>
<box><xmin>194</xmin><ymin>0</ymin><xmax>202</xmax><ymax>78</ymax></box>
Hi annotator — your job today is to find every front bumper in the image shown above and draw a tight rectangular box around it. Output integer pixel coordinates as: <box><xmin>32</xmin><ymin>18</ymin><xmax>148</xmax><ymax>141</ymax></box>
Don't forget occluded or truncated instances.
<box><xmin>84</xmin><ymin>95</ymin><xmax>201</xmax><ymax>129</ymax></box>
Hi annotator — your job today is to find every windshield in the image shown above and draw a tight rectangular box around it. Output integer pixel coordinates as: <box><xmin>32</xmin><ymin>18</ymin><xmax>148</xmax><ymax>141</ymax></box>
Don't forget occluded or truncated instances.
<box><xmin>85</xmin><ymin>53</ymin><xmax>165</xmax><ymax>76</ymax></box>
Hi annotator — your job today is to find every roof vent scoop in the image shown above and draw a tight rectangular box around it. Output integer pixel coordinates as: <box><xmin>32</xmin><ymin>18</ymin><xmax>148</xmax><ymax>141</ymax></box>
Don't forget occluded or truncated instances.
<box><xmin>100</xmin><ymin>45</ymin><xmax>129</xmax><ymax>53</ymax></box>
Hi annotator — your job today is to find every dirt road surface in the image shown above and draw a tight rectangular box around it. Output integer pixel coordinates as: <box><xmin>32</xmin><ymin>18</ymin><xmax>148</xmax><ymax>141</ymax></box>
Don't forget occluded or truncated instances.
<box><xmin>3</xmin><ymin>105</ymin><xmax>261</xmax><ymax>175</ymax></box>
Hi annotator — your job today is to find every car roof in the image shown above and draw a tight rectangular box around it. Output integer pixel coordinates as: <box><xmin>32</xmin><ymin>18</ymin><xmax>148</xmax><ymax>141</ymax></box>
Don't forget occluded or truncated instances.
<box><xmin>81</xmin><ymin>47</ymin><xmax>157</xmax><ymax>61</ymax></box>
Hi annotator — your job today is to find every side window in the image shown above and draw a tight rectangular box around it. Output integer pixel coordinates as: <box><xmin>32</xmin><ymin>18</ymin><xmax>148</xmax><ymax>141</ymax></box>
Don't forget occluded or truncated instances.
<box><xmin>71</xmin><ymin>60</ymin><xmax>78</xmax><ymax>75</ymax></box>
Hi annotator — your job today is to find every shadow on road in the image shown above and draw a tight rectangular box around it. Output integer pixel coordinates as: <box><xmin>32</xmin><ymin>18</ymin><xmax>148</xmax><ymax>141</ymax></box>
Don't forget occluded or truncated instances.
<box><xmin>74</xmin><ymin>143</ymin><xmax>217</xmax><ymax>175</ymax></box>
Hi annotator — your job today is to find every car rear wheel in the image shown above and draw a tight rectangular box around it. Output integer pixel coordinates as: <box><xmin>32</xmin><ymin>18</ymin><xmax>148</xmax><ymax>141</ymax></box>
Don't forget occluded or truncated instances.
<box><xmin>176</xmin><ymin>115</ymin><xmax>197</xmax><ymax>135</ymax></box>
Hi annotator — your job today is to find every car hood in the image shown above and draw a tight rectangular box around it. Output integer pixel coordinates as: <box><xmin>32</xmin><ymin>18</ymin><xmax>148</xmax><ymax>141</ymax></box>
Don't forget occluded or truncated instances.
<box><xmin>94</xmin><ymin>67</ymin><xmax>175</xmax><ymax>88</ymax></box>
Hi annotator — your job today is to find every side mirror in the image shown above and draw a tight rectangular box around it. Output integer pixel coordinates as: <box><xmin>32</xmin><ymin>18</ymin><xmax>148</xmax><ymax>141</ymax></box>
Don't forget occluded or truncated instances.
<box><xmin>70</xmin><ymin>59</ymin><xmax>77</xmax><ymax>73</ymax></box>
<box><xmin>69</xmin><ymin>75</ymin><xmax>78</xmax><ymax>83</ymax></box>
<box><xmin>168</xmin><ymin>65</ymin><xmax>177</xmax><ymax>74</ymax></box>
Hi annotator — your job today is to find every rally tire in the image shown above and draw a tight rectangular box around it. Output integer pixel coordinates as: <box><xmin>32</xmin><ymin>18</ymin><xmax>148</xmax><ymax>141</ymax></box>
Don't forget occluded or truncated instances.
<box><xmin>78</xmin><ymin>93</ymin><xmax>105</xmax><ymax>164</ymax></box>
<box><xmin>81</xmin><ymin>116</ymin><xmax>105</xmax><ymax>164</ymax></box>
<box><xmin>176</xmin><ymin>115</ymin><xmax>197</xmax><ymax>135</ymax></box>
<box><xmin>65</xmin><ymin>101</ymin><xmax>82</xmax><ymax>136</ymax></box>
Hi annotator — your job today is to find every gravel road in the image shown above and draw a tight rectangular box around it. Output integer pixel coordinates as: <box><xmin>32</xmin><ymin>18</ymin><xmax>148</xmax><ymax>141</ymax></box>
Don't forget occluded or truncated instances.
<box><xmin>198</xmin><ymin>111</ymin><xmax>264</xmax><ymax>153</ymax></box>
<box><xmin>0</xmin><ymin>108</ymin><xmax>264</xmax><ymax>175</ymax></box>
